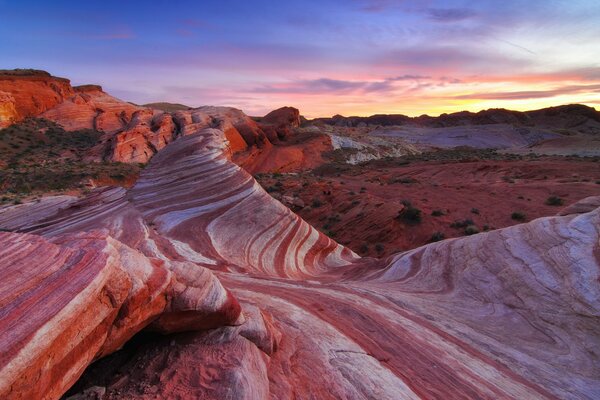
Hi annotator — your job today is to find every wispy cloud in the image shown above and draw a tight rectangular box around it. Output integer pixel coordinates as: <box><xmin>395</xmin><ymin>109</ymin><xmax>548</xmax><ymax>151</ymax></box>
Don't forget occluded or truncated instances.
<box><xmin>251</xmin><ymin>75</ymin><xmax>460</xmax><ymax>95</ymax></box>
<box><xmin>426</xmin><ymin>8</ymin><xmax>477</xmax><ymax>22</ymax></box>
<box><xmin>354</xmin><ymin>0</ymin><xmax>397</xmax><ymax>13</ymax></box>
<box><xmin>453</xmin><ymin>84</ymin><xmax>600</xmax><ymax>100</ymax></box>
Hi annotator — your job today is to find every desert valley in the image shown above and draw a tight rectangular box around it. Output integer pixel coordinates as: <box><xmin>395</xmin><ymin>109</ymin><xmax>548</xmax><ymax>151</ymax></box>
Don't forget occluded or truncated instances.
<box><xmin>0</xmin><ymin>68</ymin><xmax>598</xmax><ymax>399</ymax></box>
<box><xmin>1</xmin><ymin>1</ymin><xmax>600</xmax><ymax>399</ymax></box>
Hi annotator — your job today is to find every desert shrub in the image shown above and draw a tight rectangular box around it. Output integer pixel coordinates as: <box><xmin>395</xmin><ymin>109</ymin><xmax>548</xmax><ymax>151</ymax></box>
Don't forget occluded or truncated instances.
<box><xmin>375</xmin><ymin>243</ymin><xmax>385</xmax><ymax>254</ymax></box>
<box><xmin>430</xmin><ymin>232</ymin><xmax>445</xmax><ymax>242</ymax></box>
<box><xmin>324</xmin><ymin>229</ymin><xmax>336</xmax><ymax>238</ymax></box>
<box><xmin>327</xmin><ymin>214</ymin><xmax>341</xmax><ymax>223</ymax></box>
<box><xmin>464</xmin><ymin>225</ymin><xmax>480</xmax><ymax>235</ymax></box>
<box><xmin>398</xmin><ymin>205</ymin><xmax>422</xmax><ymax>223</ymax></box>
<box><xmin>545</xmin><ymin>196</ymin><xmax>564</xmax><ymax>206</ymax></box>
<box><xmin>511</xmin><ymin>211</ymin><xmax>526</xmax><ymax>221</ymax></box>
<box><xmin>450</xmin><ymin>218</ymin><xmax>474</xmax><ymax>228</ymax></box>
<box><xmin>311</xmin><ymin>198</ymin><xmax>323</xmax><ymax>208</ymax></box>
<box><xmin>483</xmin><ymin>224</ymin><xmax>490</xmax><ymax>231</ymax></box>
<box><xmin>359</xmin><ymin>243</ymin><xmax>369</xmax><ymax>254</ymax></box>
<box><xmin>110</xmin><ymin>173</ymin><xmax>126</xmax><ymax>181</ymax></box>
<box><xmin>470</xmin><ymin>208</ymin><xmax>480</xmax><ymax>214</ymax></box>
<box><xmin>431</xmin><ymin>209</ymin><xmax>445</xmax><ymax>217</ymax></box>
<box><xmin>391</xmin><ymin>177</ymin><xmax>416</xmax><ymax>184</ymax></box>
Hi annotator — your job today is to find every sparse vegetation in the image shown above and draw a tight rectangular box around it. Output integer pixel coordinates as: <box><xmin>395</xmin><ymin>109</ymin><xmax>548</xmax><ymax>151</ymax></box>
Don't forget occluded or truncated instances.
<box><xmin>359</xmin><ymin>243</ymin><xmax>369</xmax><ymax>254</ymax></box>
<box><xmin>311</xmin><ymin>198</ymin><xmax>323</xmax><ymax>208</ymax></box>
<box><xmin>431</xmin><ymin>209</ymin><xmax>445</xmax><ymax>217</ymax></box>
<box><xmin>545</xmin><ymin>196</ymin><xmax>564</xmax><ymax>206</ymax></box>
<box><xmin>397</xmin><ymin>202</ymin><xmax>422</xmax><ymax>223</ymax></box>
<box><xmin>464</xmin><ymin>225</ymin><xmax>480</xmax><ymax>235</ymax></box>
<box><xmin>430</xmin><ymin>232</ymin><xmax>445</xmax><ymax>242</ymax></box>
<box><xmin>450</xmin><ymin>218</ymin><xmax>474</xmax><ymax>229</ymax></box>
<box><xmin>0</xmin><ymin>119</ymin><xmax>141</xmax><ymax>204</ymax></box>
<box><xmin>511</xmin><ymin>211</ymin><xmax>526</xmax><ymax>221</ymax></box>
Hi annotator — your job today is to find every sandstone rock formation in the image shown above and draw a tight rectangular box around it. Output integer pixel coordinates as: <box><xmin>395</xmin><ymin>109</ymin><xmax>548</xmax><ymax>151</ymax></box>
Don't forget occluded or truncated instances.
<box><xmin>259</xmin><ymin>106</ymin><xmax>301</xmax><ymax>140</ymax></box>
<box><xmin>0</xmin><ymin>69</ymin><xmax>73</xmax><ymax>127</ymax></box>
<box><xmin>0</xmin><ymin>103</ymin><xmax>598</xmax><ymax>399</ymax></box>
<box><xmin>0</xmin><ymin>228</ymin><xmax>240</xmax><ymax>399</ymax></box>
<box><xmin>0</xmin><ymin>91</ymin><xmax>18</xmax><ymax>128</ymax></box>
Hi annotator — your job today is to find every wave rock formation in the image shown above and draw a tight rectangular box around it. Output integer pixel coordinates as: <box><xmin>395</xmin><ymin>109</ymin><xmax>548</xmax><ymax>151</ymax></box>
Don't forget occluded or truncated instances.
<box><xmin>0</xmin><ymin>87</ymin><xmax>599</xmax><ymax>399</ymax></box>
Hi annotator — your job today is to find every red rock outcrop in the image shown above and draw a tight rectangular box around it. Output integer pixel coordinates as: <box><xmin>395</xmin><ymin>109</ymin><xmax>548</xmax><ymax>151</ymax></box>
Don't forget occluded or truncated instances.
<box><xmin>1</xmin><ymin>104</ymin><xmax>598</xmax><ymax>399</ymax></box>
<box><xmin>259</xmin><ymin>106</ymin><xmax>301</xmax><ymax>141</ymax></box>
<box><xmin>0</xmin><ymin>228</ymin><xmax>240</xmax><ymax>400</ymax></box>
<box><xmin>0</xmin><ymin>70</ymin><xmax>74</xmax><ymax>126</ymax></box>
<box><xmin>0</xmin><ymin>90</ymin><xmax>18</xmax><ymax>128</ymax></box>
<box><xmin>41</xmin><ymin>86</ymin><xmax>143</xmax><ymax>133</ymax></box>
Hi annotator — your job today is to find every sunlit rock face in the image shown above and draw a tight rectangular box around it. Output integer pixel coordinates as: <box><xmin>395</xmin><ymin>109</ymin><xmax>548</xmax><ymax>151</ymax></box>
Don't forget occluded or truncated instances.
<box><xmin>0</xmin><ymin>70</ymin><xmax>73</xmax><ymax>126</ymax></box>
<box><xmin>0</xmin><ymin>78</ymin><xmax>598</xmax><ymax>399</ymax></box>
<box><xmin>0</xmin><ymin>91</ymin><xmax>18</xmax><ymax>128</ymax></box>
<box><xmin>259</xmin><ymin>106</ymin><xmax>302</xmax><ymax>140</ymax></box>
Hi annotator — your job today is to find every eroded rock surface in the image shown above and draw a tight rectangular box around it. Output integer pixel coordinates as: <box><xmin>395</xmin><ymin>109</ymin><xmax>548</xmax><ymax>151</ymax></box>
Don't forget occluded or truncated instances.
<box><xmin>0</xmin><ymin>229</ymin><xmax>240</xmax><ymax>400</ymax></box>
<box><xmin>0</xmin><ymin>76</ymin><xmax>598</xmax><ymax>399</ymax></box>
<box><xmin>0</xmin><ymin>70</ymin><xmax>73</xmax><ymax>126</ymax></box>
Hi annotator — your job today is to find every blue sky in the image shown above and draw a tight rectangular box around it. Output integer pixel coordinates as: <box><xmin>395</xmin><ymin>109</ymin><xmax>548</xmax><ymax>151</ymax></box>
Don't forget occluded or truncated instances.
<box><xmin>1</xmin><ymin>0</ymin><xmax>599</xmax><ymax>117</ymax></box>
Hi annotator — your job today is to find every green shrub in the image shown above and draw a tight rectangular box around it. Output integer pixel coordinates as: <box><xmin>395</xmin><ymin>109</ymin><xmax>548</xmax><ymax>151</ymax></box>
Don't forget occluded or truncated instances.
<box><xmin>545</xmin><ymin>196</ymin><xmax>564</xmax><ymax>206</ymax></box>
<box><xmin>430</xmin><ymin>232</ymin><xmax>445</xmax><ymax>242</ymax></box>
<box><xmin>464</xmin><ymin>225</ymin><xmax>479</xmax><ymax>235</ymax></box>
<box><xmin>398</xmin><ymin>205</ymin><xmax>422</xmax><ymax>223</ymax></box>
<box><xmin>311</xmin><ymin>198</ymin><xmax>323</xmax><ymax>208</ymax></box>
<box><xmin>511</xmin><ymin>211</ymin><xmax>526</xmax><ymax>221</ymax></box>
<box><xmin>431</xmin><ymin>209</ymin><xmax>445</xmax><ymax>217</ymax></box>
<box><xmin>450</xmin><ymin>219</ymin><xmax>474</xmax><ymax>228</ymax></box>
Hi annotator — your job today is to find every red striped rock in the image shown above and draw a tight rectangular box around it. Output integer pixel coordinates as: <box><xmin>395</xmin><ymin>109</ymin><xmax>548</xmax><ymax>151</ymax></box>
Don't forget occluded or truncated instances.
<box><xmin>0</xmin><ymin>230</ymin><xmax>240</xmax><ymax>399</ymax></box>
<box><xmin>41</xmin><ymin>87</ymin><xmax>144</xmax><ymax>134</ymax></box>
<box><xmin>0</xmin><ymin>106</ymin><xmax>598</xmax><ymax>399</ymax></box>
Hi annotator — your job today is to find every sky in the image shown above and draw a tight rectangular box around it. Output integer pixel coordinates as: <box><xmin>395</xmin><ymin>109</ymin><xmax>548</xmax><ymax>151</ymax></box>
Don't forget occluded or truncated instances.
<box><xmin>1</xmin><ymin>0</ymin><xmax>599</xmax><ymax>118</ymax></box>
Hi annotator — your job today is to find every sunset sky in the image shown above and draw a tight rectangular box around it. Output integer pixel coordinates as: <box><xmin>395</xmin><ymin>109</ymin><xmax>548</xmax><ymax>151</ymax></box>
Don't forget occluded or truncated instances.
<box><xmin>1</xmin><ymin>0</ymin><xmax>599</xmax><ymax>117</ymax></box>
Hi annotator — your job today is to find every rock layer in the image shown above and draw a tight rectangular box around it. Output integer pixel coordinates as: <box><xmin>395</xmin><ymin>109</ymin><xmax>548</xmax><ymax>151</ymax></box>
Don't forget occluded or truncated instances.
<box><xmin>0</xmin><ymin>229</ymin><xmax>240</xmax><ymax>399</ymax></box>
<box><xmin>0</xmin><ymin>70</ymin><xmax>73</xmax><ymax>127</ymax></box>
<box><xmin>0</xmin><ymin>87</ymin><xmax>599</xmax><ymax>399</ymax></box>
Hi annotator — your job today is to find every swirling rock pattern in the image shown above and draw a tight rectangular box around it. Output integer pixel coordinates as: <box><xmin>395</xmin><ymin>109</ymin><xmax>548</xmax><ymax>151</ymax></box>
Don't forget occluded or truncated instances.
<box><xmin>0</xmin><ymin>107</ymin><xmax>599</xmax><ymax>399</ymax></box>
<box><xmin>0</xmin><ymin>228</ymin><xmax>240</xmax><ymax>399</ymax></box>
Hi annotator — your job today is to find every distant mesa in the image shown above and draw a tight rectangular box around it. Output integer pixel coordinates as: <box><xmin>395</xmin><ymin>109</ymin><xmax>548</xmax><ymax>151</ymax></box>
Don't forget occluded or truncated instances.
<box><xmin>315</xmin><ymin>104</ymin><xmax>600</xmax><ymax>132</ymax></box>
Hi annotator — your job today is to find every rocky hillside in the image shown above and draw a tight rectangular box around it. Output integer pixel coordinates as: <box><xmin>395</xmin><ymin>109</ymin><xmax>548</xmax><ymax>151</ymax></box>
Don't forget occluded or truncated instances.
<box><xmin>315</xmin><ymin>104</ymin><xmax>600</xmax><ymax>133</ymax></box>
<box><xmin>0</xmin><ymin>69</ymin><xmax>74</xmax><ymax>128</ymax></box>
